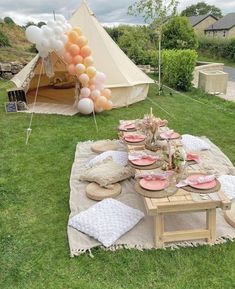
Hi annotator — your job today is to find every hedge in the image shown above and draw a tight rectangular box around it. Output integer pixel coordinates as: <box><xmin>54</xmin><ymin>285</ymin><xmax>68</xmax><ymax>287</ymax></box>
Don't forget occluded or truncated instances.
<box><xmin>198</xmin><ymin>37</ymin><xmax>235</xmax><ymax>62</ymax></box>
<box><xmin>162</xmin><ymin>49</ymin><xmax>198</xmax><ymax>91</ymax></box>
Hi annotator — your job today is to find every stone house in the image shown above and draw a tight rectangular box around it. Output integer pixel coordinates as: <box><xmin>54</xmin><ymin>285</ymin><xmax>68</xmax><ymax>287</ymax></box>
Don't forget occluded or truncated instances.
<box><xmin>188</xmin><ymin>14</ymin><xmax>218</xmax><ymax>35</ymax></box>
<box><xmin>205</xmin><ymin>13</ymin><xmax>235</xmax><ymax>38</ymax></box>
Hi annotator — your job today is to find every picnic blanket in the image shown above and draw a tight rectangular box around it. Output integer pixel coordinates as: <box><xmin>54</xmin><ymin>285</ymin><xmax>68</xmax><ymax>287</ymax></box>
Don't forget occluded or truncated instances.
<box><xmin>67</xmin><ymin>138</ymin><xmax>235</xmax><ymax>257</ymax></box>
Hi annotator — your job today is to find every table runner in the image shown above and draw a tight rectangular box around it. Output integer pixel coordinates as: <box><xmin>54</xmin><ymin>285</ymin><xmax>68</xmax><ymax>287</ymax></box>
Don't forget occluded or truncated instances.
<box><xmin>67</xmin><ymin>138</ymin><xmax>235</xmax><ymax>257</ymax></box>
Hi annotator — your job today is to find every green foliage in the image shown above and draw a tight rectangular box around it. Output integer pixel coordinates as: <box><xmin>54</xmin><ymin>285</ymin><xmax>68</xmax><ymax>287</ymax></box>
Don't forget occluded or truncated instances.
<box><xmin>37</xmin><ymin>21</ymin><xmax>46</xmax><ymax>28</ymax></box>
<box><xmin>198</xmin><ymin>37</ymin><xmax>235</xmax><ymax>62</ymax></box>
<box><xmin>0</xmin><ymin>31</ymin><xmax>10</xmax><ymax>47</ymax></box>
<box><xmin>29</xmin><ymin>44</ymin><xmax>37</xmax><ymax>53</ymax></box>
<box><xmin>162</xmin><ymin>49</ymin><xmax>198</xmax><ymax>91</ymax></box>
<box><xmin>3</xmin><ymin>16</ymin><xmax>15</xmax><ymax>25</ymax></box>
<box><xmin>181</xmin><ymin>1</ymin><xmax>222</xmax><ymax>18</ymax></box>
<box><xmin>162</xmin><ymin>16</ymin><xmax>198</xmax><ymax>50</ymax></box>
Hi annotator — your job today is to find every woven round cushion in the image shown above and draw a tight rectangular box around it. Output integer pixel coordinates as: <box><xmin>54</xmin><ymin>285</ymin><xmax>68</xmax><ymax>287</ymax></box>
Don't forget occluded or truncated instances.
<box><xmin>224</xmin><ymin>202</ymin><xmax>235</xmax><ymax>228</ymax></box>
<box><xmin>91</xmin><ymin>140</ymin><xmax>123</xmax><ymax>154</ymax></box>
<box><xmin>182</xmin><ymin>180</ymin><xmax>221</xmax><ymax>194</ymax></box>
<box><xmin>86</xmin><ymin>182</ymin><xmax>122</xmax><ymax>201</ymax></box>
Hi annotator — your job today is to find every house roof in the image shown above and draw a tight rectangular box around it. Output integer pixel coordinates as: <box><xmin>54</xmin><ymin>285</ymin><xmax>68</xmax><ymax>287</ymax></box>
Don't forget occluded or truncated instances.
<box><xmin>206</xmin><ymin>13</ymin><xmax>235</xmax><ymax>31</ymax></box>
<box><xmin>188</xmin><ymin>14</ymin><xmax>217</xmax><ymax>27</ymax></box>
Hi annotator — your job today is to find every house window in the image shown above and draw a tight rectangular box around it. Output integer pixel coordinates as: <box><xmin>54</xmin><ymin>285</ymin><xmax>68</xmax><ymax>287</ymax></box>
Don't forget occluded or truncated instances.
<box><xmin>223</xmin><ymin>30</ymin><xmax>226</xmax><ymax>37</ymax></box>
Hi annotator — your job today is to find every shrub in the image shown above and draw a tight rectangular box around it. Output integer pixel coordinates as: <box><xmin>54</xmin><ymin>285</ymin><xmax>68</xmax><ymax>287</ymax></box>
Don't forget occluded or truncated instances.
<box><xmin>198</xmin><ymin>37</ymin><xmax>235</xmax><ymax>62</ymax></box>
<box><xmin>162</xmin><ymin>49</ymin><xmax>197</xmax><ymax>91</ymax></box>
<box><xmin>162</xmin><ymin>16</ymin><xmax>198</xmax><ymax>50</ymax></box>
<box><xmin>4</xmin><ymin>17</ymin><xmax>15</xmax><ymax>25</ymax></box>
<box><xmin>0</xmin><ymin>31</ymin><xmax>10</xmax><ymax>47</ymax></box>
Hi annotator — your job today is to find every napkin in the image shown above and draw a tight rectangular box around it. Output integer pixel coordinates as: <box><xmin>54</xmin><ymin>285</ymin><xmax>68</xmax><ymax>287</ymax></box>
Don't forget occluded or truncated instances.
<box><xmin>128</xmin><ymin>153</ymin><xmax>159</xmax><ymax>162</ymax></box>
<box><xmin>119</xmin><ymin>121</ymin><xmax>135</xmax><ymax>131</ymax></box>
<box><xmin>187</xmin><ymin>152</ymin><xmax>200</xmax><ymax>163</ymax></box>
<box><xmin>162</xmin><ymin>130</ymin><xmax>174</xmax><ymax>138</ymax></box>
<box><xmin>135</xmin><ymin>172</ymin><xmax>172</xmax><ymax>181</ymax></box>
<box><xmin>177</xmin><ymin>175</ymin><xmax>216</xmax><ymax>188</ymax></box>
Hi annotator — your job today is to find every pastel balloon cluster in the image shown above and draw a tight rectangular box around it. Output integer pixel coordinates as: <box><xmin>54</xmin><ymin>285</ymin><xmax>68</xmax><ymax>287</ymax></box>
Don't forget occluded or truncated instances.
<box><xmin>25</xmin><ymin>15</ymin><xmax>71</xmax><ymax>58</ymax></box>
<box><xmin>62</xmin><ymin>27</ymin><xmax>113</xmax><ymax>114</ymax></box>
<box><xmin>25</xmin><ymin>16</ymin><xmax>113</xmax><ymax>115</ymax></box>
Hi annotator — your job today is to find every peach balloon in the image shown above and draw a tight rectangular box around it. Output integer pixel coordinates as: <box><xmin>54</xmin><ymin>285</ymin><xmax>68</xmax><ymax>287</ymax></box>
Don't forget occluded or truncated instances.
<box><xmin>84</xmin><ymin>56</ymin><xmax>94</xmax><ymax>67</ymax></box>
<box><xmin>64</xmin><ymin>41</ymin><xmax>72</xmax><ymax>51</ymax></box>
<box><xmin>96</xmin><ymin>95</ymin><xmax>107</xmax><ymax>107</ymax></box>
<box><xmin>86</xmin><ymin>66</ymin><xmax>96</xmax><ymax>78</ymax></box>
<box><xmin>74</xmin><ymin>55</ymin><xmax>83</xmax><ymax>64</ymax></box>
<box><xmin>76</xmin><ymin>63</ymin><xmax>86</xmax><ymax>75</ymax></box>
<box><xmin>80</xmin><ymin>46</ymin><xmax>91</xmax><ymax>58</ymax></box>
<box><xmin>77</xmin><ymin>36</ymin><xmax>88</xmax><ymax>47</ymax></box>
<box><xmin>69</xmin><ymin>44</ymin><xmax>80</xmax><ymax>56</ymax></box>
<box><xmin>74</xmin><ymin>27</ymin><xmax>82</xmax><ymax>36</ymax></box>
<box><xmin>79</xmin><ymin>73</ymin><xmax>89</xmax><ymax>84</ymax></box>
<box><xmin>80</xmin><ymin>87</ymin><xmax>91</xmax><ymax>98</ymax></box>
<box><xmin>90</xmin><ymin>89</ymin><xmax>101</xmax><ymax>101</ymax></box>
<box><xmin>68</xmin><ymin>64</ymin><xmax>76</xmax><ymax>75</ymax></box>
<box><xmin>68</xmin><ymin>31</ymin><xmax>79</xmax><ymax>43</ymax></box>
<box><xmin>64</xmin><ymin>52</ymin><xmax>73</xmax><ymax>64</ymax></box>
<box><xmin>102</xmin><ymin>88</ymin><xmax>112</xmax><ymax>99</ymax></box>
<box><xmin>94</xmin><ymin>101</ymin><xmax>103</xmax><ymax>113</ymax></box>
<box><xmin>89</xmin><ymin>84</ymin><xmax>96</xmax><ymax>90</ymax></box>
<box><xmin>106</xmin><ymin>100</ymin><xmax>113</xmax><ymax>111</ymax></box>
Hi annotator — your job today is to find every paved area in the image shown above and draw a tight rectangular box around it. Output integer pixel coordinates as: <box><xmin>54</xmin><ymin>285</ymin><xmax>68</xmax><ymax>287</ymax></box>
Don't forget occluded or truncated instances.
<box><xmin>220</xmin><ymin>66</ymin><xmax>235</xmax><ymax>102</ymax></box>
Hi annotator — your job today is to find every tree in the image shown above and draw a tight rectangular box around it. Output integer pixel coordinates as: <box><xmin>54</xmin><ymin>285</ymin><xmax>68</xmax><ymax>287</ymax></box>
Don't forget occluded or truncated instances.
<box><xmin>4</xmin><ymin>16</ymin><xmax>15</xmax><ymax>25</ymax></box>
<box><xmin>25</xmin><ymin>21</ymin><xmax>36</xmax><ymax>28</ymax></box>
<box><xmin>128</xmin><ymin>0</ymin><xmax>179</xmax><ymax>95</ymax></box>
<box><xmin>181</xmin><ymin>2</ymin><xmax>222</xmax><ymax>18</ymax></box>
<box><xmin>162</xmin><ymin>16</ymin><xmax>198</xmax><ymax>50</ymax></box>
<box><xmin>38</xmin><ymin>21</ymin><xmax>46</xmax><ymax>28</ymax></box>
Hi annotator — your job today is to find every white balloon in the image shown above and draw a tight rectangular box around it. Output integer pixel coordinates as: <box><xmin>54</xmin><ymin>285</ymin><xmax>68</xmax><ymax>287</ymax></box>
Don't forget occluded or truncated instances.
<box><xmin>41</xmin><ymin>38</ymin><xmax>50</xmax><ymax>49</ymax></box>
<box><xmin>41</xmin><ymin>25</ymin><xmax>53</xmax><ymax>37</ymax></box>
<box><xmin>60</xmin><ymin>34</ymin><xmax>68</xmax><ymax>43</ymax></box>
<box><xmin>25</xmin><ymin>25</ymin><xmax>43</xmax><ymax>44</ymax></box>
<box><xmin>51</xmin><ymin>39</ymin><xmax>63</xmax><ymax>51</ymax></box>
<box><xmin>56</xmin><ymin>15</ymin><xmax>66</xmax><ymax>23</ymax></box>
<box><xmin>78</xmin><ymin>98</ymin><xmax>94</xmax><ymax>115</ymax></box>
<box><xmin>47</xmin><ymin>20</ymin><xmax>57</xmax><ymax>28</ymax></box>
<box><xmin>53</xmin><ymin>26</ymin><xmax>63</xmax><ymax>36</ymax></box>
<box><xmin>38</xmin><ymin>49</ymin><xmax>49</xmax><ymax>58</ymax></box>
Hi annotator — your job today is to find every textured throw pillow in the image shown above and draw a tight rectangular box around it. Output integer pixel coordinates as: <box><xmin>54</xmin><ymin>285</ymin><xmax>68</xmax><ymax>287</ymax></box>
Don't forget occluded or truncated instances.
<box><xmin>69</xmin><ymin>198</ymin><xmax>144</xmax><ymax>247</ymax></box>
<box><xmin>87</xmin><ymin>150</ymin><xmax>128</xmax><ymax>167</ymax></box>
<box><xmin>182</xmin><ymin>134</ymin><xmax>211</xmax><ymax>152</ymax></box>
<box><xmin>80</xmin><ymin>158</ymin><xmax>135</xmax><ymax>187</ymax></box>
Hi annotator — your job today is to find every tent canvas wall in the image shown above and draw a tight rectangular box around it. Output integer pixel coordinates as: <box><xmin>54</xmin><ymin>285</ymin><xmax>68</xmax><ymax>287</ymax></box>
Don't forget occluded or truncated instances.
<box><xmin>11</xmin><ymin>1</ymin><xmax>154</xmax><ymax>112</ymax></box>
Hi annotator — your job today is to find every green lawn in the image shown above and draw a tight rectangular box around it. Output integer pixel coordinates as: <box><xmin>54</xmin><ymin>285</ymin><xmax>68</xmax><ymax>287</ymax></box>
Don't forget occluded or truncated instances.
<box><xmin>1</xmin><ymin>79</ymin><xmax>235</xmax><ymax>289</ymax></box>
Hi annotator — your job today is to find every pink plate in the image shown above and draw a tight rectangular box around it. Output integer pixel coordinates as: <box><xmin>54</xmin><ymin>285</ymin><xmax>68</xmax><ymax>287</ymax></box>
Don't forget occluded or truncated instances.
<box><xmin>187</xmin><ymin>174</ymin><xmax>217</xmax><ymax>190</ymax></box>
<box><xmin>124</xmin><ymin>135</ymin><xmax>146</xmax><ymax>143</ymax></box>
<box><xmin>139</xmin><ymin>179</ymin><xmax>169</xmax><ymax>191</ymax></box>
<box><xmin>130</xmin><ymin>158</ymin><xmax>156</xmax><ymax>166</ymax></box>
<box><xmin>124</xmin><ymin>123</ymin><xmax>135</xmax><ymax>129</ymax></box>
<box><xmin>160</xmin><ymin>132</ymin><xmax>181</xmax><ymax>140</ymax></box>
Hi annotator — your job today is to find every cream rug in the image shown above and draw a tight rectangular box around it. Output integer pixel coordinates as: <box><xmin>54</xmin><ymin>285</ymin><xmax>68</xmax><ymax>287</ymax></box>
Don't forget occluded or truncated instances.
<box><xmin>68</xmin><ymin>138</ymin><xmax>235</xmax><ymax>257</ymax></box>
<box><xmin>23</xmin><ymin>102</ymin><xmax>79</xmax><ymax>116</ymax></box>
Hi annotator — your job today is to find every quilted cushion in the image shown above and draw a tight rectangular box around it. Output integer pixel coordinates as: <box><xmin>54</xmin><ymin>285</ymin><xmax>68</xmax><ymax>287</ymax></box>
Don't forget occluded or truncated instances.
<box><xmin>68</xmin><ymin>198</ymin><xmax>144</xmax><ymax>247</ymax></box>
<box><xmin>182</xmin><ymin>134</ymin><xmax>211</xmax><ymax>152</ymax></box>
<box><xmin>87</xmin><ymin>150</ymin><xmax>128</xmax><ymax>167</ymax></box>
<box><xmin>80</xmin><ymin>158</ymin><xmax>135</xmax><ymax>187</ymax></box>
<box><xmin>218</xmin><ymin>175</ymin><xmax>235</xmax><ymax>200</ymax></box>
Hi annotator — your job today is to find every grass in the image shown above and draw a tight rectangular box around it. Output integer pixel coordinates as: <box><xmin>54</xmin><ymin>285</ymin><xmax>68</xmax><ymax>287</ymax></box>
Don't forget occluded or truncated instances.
<box><xmin>1</xmin><ymin>79</ymin><xmax>235</xmax><ymax>289</ymax></box>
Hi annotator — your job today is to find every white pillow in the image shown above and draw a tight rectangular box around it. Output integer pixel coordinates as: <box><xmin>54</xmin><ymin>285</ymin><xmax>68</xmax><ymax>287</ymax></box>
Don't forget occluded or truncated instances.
<box><xmin>88</xmin><ymin>150</ymin><xmax>128</xmax><ymax>167</ymax></box>
<box><xmin>182</xmin><ymin>134</ymin><xmax>211</xmax><ymax>152</ymax></box>
<box><xmin>218</xmin><ymin>175</ymin><xmax>235</xmax><ymax>201</ymax></box>
<box><xmin>69</xmin><ymin>198</ymin><xmax>144</xmax><ymax>247</ymax></box>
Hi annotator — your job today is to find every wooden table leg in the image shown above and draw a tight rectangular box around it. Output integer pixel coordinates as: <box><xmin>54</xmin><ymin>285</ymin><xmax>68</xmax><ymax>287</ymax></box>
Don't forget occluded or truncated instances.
<box><xmin>154</xmin><ymin>213</ymin><xmax>164</xmax><ymax>248</ymax></box>
<box><xmin>206</xmin><ymin>208</ymin><xmax>216</xmax><ymax>244</ymax></box>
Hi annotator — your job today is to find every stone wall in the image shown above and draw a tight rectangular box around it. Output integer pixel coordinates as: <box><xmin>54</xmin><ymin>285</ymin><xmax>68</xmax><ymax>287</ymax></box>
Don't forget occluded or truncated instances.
<box><xmin>137</xmin><ymin>64</ymin><xmax>157</xmax><ymax>74</ymax></box>
<box><xmin>0</xmin><ymin>61</ymin><xmax>26</xmax><ymax>80</ymax></box>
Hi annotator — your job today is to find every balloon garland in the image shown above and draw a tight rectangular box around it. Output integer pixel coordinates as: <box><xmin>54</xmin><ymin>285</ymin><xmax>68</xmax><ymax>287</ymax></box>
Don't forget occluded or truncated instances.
<box><xmin>25</xmin><ymin>15</ymin><xmax>113</xmax><ymax>115</ymax></box>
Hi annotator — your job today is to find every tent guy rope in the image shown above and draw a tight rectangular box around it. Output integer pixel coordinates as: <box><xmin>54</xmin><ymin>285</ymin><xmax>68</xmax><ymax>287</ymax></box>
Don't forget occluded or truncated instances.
<box><xmin>25</xmin><ymin>61</ymin><xmax>44</xmax><ymax>145</ymax></box>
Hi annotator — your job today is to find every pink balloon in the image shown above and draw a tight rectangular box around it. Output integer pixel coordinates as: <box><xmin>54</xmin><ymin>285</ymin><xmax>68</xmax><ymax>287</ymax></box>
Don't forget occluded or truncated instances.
<box><xmin>95</xmin><ymin>71</ymin><xmax>106</xmax><ymax>83</ymax></box>
<box><xmin>95</xmin><ymin>84</ymin><xmax>105</xmax><ymax>91</ymax></box>
<box><xmin>80</xmin><ymin>87</ymin><xmax>91</xmax><ymax>98</ymax></box>
<box><xmin>68</xmin><ymin>64</ymin><xmax>76</xmax><ymax>75</ymax></box>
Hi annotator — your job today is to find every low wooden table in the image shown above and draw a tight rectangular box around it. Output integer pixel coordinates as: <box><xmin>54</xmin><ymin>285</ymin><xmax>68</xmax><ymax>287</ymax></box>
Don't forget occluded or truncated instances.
<box><xmin>143</xmin><ymin>189</ymin><xmax>231</xmax><ymax>248</ymax></box>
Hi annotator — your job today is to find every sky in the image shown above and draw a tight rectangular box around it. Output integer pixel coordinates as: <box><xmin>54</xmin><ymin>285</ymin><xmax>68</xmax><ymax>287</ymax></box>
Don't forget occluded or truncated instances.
<box><xmin>0</xmin><ymin>0</ymin><xmax>235</xmax><ymax>26</ymax></box>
